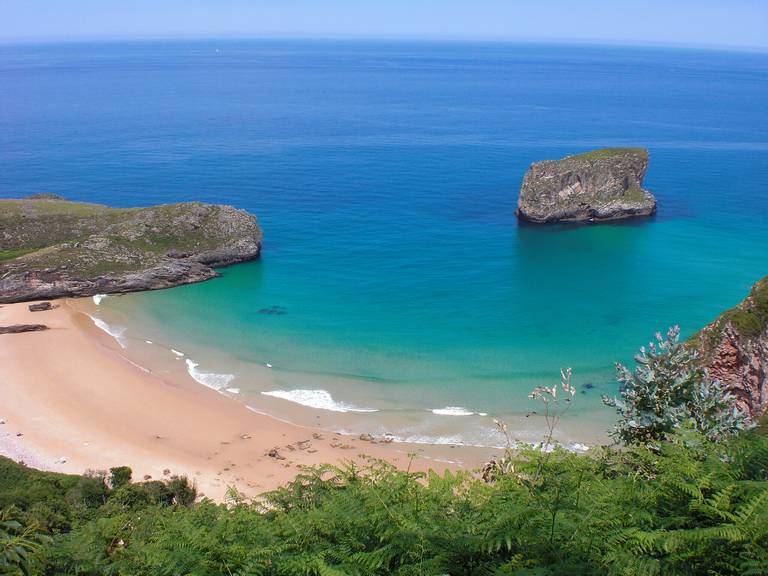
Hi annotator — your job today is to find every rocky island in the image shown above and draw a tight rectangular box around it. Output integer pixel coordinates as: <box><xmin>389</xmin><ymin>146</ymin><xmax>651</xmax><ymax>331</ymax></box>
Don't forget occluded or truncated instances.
<box><xmin>690</xmin><ymin>276</ymin><xmax>768</xmax><ymax>420</ymax></box>
<box><xmin>0</xmin><ymin>195</ymin><xmax>262</xmax><ymax>303</ymax></box>
<box><xmin>516</xmin><ymin>148</ymin><xmax>657</xmax><ymax>223</ymax></box>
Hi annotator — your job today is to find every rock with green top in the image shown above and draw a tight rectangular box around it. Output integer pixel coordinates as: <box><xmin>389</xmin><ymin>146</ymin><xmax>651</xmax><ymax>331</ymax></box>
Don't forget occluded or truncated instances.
<box><xmin>0</xmin><ymin>196</ymin><xmax>262</xmax><ymax>303</ymax></box>
<box><xmin>689</xmin><ymin>276</ymin><xmax>768</xmax><ymax>420</ymax></box>
<box><xmin>516</xmin><ymin>148</ymin><xmax>657</xmax><ymax>223</ymax></box>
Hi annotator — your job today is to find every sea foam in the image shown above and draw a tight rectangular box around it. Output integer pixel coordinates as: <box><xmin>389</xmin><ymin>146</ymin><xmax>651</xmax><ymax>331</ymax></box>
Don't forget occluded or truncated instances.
<box><xmin>261</xmin><ymin>389</ymin><xmax>378</xmax><ymax>413</ymax></box>
<box><xmin>89</xmin><ymin>316</ymin><xmax>127</xmax><ymax>348</ymax></box>
<box><xmin>431</xmin><ymin>406</ymin><xmax>476</xmax><ymax>416</ymax></box>
<box><xmin>92</xmin><ymin>294</ymin><xmax>108</xmax><ymax>305</ymax></box>
<box><xmin>185</xmin><ymin>359</ymin><xmax>235</xmax><ymax>391</ymax></box>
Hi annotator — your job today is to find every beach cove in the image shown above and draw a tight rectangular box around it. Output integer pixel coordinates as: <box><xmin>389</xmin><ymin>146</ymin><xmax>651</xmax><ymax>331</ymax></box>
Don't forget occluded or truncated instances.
<box><xmin>0</xmin><ymin>299</ymin><xmax>499</xmax><ymax>501</ymax></box>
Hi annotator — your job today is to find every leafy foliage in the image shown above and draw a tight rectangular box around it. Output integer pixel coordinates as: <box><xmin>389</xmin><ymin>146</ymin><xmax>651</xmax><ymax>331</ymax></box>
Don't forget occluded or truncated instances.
<box><xmin>0</xmin><ymin>507</ymin><xmax>49</xmax><ymax>576</ymax></box>
<box><xmin>2</xmin><ymin>327</ymin><xmax>766</xmax><ymax>575</ymax></box>
<box><xmin>109</xmin><ymin>466</ymin><xmax>132</xmax><ymax>490</ymax></box>
<box><xmin>1</xmin><ymin>429</ymin><xmax>766</xmax><ymax>576</ymax></box>
<box><xmin>603</xmin><ymin>326</ymin><xmax>746</xmax><ymax>446</ymax></box>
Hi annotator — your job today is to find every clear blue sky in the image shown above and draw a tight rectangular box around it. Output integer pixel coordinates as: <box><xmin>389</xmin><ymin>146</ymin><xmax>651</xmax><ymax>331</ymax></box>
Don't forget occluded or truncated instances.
<box><xmin>2</xmin><ymin>0</ymin><xmax>767</xmax><ymax>49</ymax></box>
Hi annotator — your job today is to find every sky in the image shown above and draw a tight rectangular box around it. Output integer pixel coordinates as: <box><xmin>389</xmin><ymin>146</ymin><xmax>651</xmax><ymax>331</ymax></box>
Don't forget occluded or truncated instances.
<box><xmin>1</xmin><ymin>0</ymin><xmax>767</xmax><ymax>50</ymax></box>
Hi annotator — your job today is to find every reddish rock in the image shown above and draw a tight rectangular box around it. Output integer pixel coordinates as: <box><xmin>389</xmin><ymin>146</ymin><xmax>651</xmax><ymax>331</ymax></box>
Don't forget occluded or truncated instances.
<box><xmin>691</xmin><ymin>276</ymin><xmax>768</xmax><ymax>419</ymax></box>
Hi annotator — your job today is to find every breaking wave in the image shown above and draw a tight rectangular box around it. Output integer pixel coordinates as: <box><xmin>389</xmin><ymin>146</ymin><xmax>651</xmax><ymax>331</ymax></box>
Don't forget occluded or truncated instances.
<box><xmin>261</xmin><ymin>389</ymin><xmax>378</xmax><ymax>413</ymax></box>
<box><xmin>185</xmin><ymin>358</ymin><xmax>235</xmax><ymax>391</ymax></box>
<box><xmin>431</xmin><ymin>406</ymin><xmax>487</xmax><ymax>416</ymax></box>
<box><xmin>89</xmin><ymin>315</ymin><xmax>127</xmax><ymax>348</ymax></box>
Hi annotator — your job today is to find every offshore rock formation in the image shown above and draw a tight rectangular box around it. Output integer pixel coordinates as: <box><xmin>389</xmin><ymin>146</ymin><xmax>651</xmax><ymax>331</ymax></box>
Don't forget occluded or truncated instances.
<box><xmin>690</xmin><ymin>276</ymin><xmax>768</xmax><ymax>420</ymax></box>
<box><xmin>0</xmin><ymin>196</ymin><xmax>262</xmax><ymax>303</ymax></box>
<box><xmin>516</xmin><ymin>148</ymin><xmax>657</xmax><ymax>223</ymax></box>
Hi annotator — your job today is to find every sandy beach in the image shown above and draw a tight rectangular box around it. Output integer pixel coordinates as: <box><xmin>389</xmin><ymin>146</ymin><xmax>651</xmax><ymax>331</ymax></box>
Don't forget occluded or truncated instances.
<box><xmin>0</xmin><ymin>299</ymin><xmax>494</xmax><ymax>500</ymax></box>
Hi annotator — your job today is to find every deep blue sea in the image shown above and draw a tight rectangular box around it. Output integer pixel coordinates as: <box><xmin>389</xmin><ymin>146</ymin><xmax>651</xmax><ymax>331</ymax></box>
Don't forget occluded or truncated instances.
<box><xmin>1</xmin><ymin>40</ymin><xmax>767</xmax><ymax>445</ymax></box>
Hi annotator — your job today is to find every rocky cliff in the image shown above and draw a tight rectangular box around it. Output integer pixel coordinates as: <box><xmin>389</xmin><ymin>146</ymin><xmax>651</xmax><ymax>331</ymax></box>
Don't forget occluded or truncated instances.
<box><xmin>0</xmin><ymin>197</ymin><xmax>262</xmax><ymax>303</ymax></box>
<box><xmin>516</xmin><ymin>148</ymin><xmax>657</xmax><ymax>223</ymax></box>
<box><xmin>690</xmin><ymin>276</ymin><xmax>768</xmax><ymax>420</ymax></box>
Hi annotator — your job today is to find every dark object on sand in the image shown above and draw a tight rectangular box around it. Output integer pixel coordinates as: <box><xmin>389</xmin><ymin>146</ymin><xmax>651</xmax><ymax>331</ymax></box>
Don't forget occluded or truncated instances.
<box><xmin>0</xmin><ymin>324</ymin><xmax>49</xmax><ymax>334</ymax></box>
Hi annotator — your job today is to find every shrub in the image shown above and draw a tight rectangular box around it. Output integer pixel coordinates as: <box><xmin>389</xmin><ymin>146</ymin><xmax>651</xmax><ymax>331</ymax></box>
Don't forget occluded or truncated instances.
<box><xmin>167</xmin><ymin>476</ymin><xmax>197</xmax><ymax>507</ymax></box>
<box><xmin>603</xmin><ymin>326</ymin><xmax>746</xmax><ymax>446</ymax></box>
<box><xmin>109</xmin><ymin>466</ymin><xmax>132</xmax><ymax>490</ymax></box>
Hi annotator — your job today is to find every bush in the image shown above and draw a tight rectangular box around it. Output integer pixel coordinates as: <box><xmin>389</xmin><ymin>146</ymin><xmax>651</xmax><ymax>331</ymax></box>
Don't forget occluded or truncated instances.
<box><xmin>603</xmin><ymin>326</ymin><xmax>746</xmax><ymax>446</ymax></box>
<box><xmin>109</xmin><ymin>466</ymin><xmax>132</xmax><ymax>490</ymax></box>
<box><xmin>167</xmin><ymin>476</ymin><xmax>196</xmax><ymax>507</ymax></box>
<box><xmin>31</xmin><ymin>433</ymin><xmax>768</xmax><ymax>576</ymax></box>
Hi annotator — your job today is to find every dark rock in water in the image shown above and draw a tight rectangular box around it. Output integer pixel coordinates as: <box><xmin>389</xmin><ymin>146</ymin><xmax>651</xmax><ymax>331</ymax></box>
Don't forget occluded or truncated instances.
<box><xmin>28</xmin><ymin>302</ymin><xmax>53</xmax><ymax>312</ymax></box>
<box><xmin>584</xmin><ymin>383</ymin><xmax>595</xmax><ymax>390</ymax></box>
<box><xmin>0</xmin><ymin>198</ymin><xmax>263</xmax><ymax>303</ymax></box>
<box><xmin>0</xmin><ymin>324</ymin><xmax>49</xmax><ymax>334</ymax></box>
<box><xmin>258</xmin><ymin>305</ymin><xmax>286</xmax><ymax>315</ymax></box>
<box><xmin>516</xmin><ymin>148</ymin><xmax>657</xmax><ymax>223</ymax></box>
<box><xmin>689</xmin><ymin>276</ymin><xmax>768</xmax><ymax>420</ymax></box>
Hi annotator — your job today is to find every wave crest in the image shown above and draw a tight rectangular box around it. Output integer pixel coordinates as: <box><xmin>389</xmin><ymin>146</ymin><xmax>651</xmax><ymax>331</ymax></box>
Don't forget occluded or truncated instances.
<box><xmin>185</xmin><ymin>359</ymin><xmax>235</xmax><ymax>391</ymax></box>
<box><xmin>261</xmin><ymin>389</ymin><xmax>378</xmax><ymax>413</ymax></box>
<box><xmin>431</xmin><ymin>406</ymin><xmax>475</xmax><ymax>416</ymax></box>
<box><xmin>89</xmin><ymin>315</ymin><xmax>127</xmax><ymax>348</ymax></box>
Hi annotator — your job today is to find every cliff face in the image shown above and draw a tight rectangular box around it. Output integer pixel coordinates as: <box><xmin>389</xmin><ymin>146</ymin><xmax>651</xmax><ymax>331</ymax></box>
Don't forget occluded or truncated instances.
<box><xmin>690</xmin><ymin>277</ymin><xmax>768</xmax><ymax>420</ymax></box>
<box><xmin>0</xmin><ymin>197</ymin><xmax>262</xmax><ymax>303</ymax></box>
<box><xmin>516</xmin><ymin>148</ymin><xmax>657</xmax><ymax>223</ymax></box>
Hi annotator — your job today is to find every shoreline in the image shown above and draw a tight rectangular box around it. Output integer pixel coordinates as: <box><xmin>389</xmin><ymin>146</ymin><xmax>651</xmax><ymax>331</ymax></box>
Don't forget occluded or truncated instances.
<box><xmin>79</xmin><ymin>293</ymin><xmax>613</xmax><ymax>452</ymax></box>
<box><xmin>0</xmin><ymin>299</ymin><xmax>495</xmax><ymax>500</ymax></box>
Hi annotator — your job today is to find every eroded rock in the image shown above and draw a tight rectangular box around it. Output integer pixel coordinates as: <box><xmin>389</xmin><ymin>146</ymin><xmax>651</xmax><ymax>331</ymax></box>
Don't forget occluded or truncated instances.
<box><xmin>0</xmin><ymin>198</ymin><xmax>263</xmax><ymax>303</ymax></box>
<box><xmin>516</xmin><ymin>148</ymin><xmax>657</xmax><ymax>223</ymax></box>
<box><xmin>690</xmin><ymin>276</ymin><xmax>768</xmax><ymax>419</ymax></box>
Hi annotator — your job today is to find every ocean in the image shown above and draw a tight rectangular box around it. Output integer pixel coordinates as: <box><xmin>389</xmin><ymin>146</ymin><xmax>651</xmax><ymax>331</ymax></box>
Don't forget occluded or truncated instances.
<box><xmin>2</xmin><ymin>39</ymin><xmax>767</xmax><ymax>446</ymax></box>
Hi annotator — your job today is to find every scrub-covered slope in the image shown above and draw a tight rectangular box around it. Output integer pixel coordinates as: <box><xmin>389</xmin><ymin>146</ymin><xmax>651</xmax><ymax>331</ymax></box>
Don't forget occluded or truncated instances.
<box><xmin>0</xmin><ymin>196</ymin><xmax>262</xmax><ymax>303</ymax></box>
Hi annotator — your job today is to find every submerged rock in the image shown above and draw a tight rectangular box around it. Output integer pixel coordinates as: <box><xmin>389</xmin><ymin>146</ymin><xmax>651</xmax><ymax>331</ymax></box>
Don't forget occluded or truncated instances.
<box><xmin>516</xmin><ymin>148</ymin><xmax>657</xmax><ymax>223</ymax></box>
<box><xmin>0</xmin><ymin>197</ymin><xmax>263</xmax><ymax>303</ymax></box>
<box><xmin>258</xmin><ymin>305</ymin><xmax>287</xmax><ymax>315</ymax></box>
<box><xmin>689</xmin><ymin>276</ymin><xmax>768</xmax><ymax>420</ymax></box>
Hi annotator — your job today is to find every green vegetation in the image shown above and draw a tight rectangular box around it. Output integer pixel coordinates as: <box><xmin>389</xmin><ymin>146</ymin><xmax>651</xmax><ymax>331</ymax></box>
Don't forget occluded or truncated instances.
<box><xmin>1</xmin><ymin>329</ymin><xmax>766</xmax><ymax>575</ymax></box>
<box><xmin>604</xmin><ymin>326</ymin><xmax>745</xmax><ymax>446</ymax></box>
<box><xmin>0</xmin><ymin>196</ymin><xmax>261</xmax><ymax>281</ymax></box>
<box><xmin>690</xmin><ymin>277</ymin><xmax>768</xmax><ymax>356</ymax></box>
<box><xmin>0</xmin><ymin>248</ymin><xmax>40</xmax><ymax>263</ymax></box>
<box><xmin>2</xmin><ymin>434</ymin><xmax>766</xmax><ymax>575</ymax></box>
<box><xmin>620</xmin><ymin>182</ymin><xmax>651</xmax><ymax>203</ymax></box>
<box><xmin>567</xmin><ymin>147</ymin><xmax>649</xmax><ymax>161</ymax></box>
<box><xmin>726</xmin><ymin>278</ymin><xmax>768</xmax><ymax>340</ymax></box>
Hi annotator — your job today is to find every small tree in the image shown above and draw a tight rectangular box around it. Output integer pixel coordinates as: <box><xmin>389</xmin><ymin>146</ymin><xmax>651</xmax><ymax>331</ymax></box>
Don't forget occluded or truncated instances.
<box><xmin>109</xmin><ymin>466</ymin><xmax>132</xmax><ymax>490</ymax></box>
<box><xmin>603</xmin><ymin>325</ymin><xmax>745</xmax><ymax>447</ymax></box>
<box><xmin>168</xmin><ymin>476</ymin><xmax>197</xmax><ymax>507</ymax></box>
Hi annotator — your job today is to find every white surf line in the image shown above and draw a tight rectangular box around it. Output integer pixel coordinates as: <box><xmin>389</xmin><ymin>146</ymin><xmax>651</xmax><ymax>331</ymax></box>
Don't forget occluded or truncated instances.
<box><xmin>261</xmin><ymin>389</ymin><xmax>378</xmax><ymax>413</ymax></box>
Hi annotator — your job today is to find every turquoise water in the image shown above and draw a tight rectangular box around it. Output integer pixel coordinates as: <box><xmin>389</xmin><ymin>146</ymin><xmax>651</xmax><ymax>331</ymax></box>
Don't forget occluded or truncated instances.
<box><xmin>1</xmin><ymin>40</ymin><xmax>767</xmax><ymax>444</ymax></box>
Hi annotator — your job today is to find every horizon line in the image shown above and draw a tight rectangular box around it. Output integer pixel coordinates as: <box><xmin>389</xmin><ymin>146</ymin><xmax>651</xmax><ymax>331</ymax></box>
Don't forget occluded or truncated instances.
<box><xmin>1</xmin><ymin>32</ymin><xmax>767</xmax><ymax>55</ymax></box>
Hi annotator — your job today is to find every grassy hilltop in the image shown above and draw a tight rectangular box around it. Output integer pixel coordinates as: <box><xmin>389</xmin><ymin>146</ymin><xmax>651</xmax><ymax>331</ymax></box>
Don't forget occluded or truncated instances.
<box><xmin>0</xmin><ymin>196</ymin><xmax>262</xmax><ymax>302</ymax></box>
